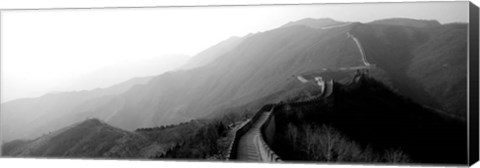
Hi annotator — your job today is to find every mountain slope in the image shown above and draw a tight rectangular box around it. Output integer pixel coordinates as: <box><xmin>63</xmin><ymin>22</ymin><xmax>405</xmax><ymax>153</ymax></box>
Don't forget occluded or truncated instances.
<box><xmin>101</xmin><ymin>19</ymin><xmax>467</xmax><ymax>132</ymax></box>
<box><xmin>2</xmin><ymin>18</ymin><xmax>468</xmax><ymax>144</ymax></box>
<box><xmin>2</xmin><ymin>119</ymin><xmax>149</xmax><ymax>158</ymax></box>
<box><xmin>407</xmin><ymin>23</ymin><xmax>468</xmax><ymax>118</ymax></box>
<box><xmin>99</xmin><ymin>23</ymin><xmax>365</xmax><ymax>131</ymax></box>
<box><xmin>273</xmin><ymin>75</ymin><xmax>466</xmax><ymax>164</ymax></box>
<box><xmin>64</xmin><ymin>54</ymin><xmax>189</xmax><ymax>92</ymax></box>
<box><xmin>180</xmin><ymin>36</ymin><xmax>244</xmax><ymax>70</ymax></box>
<box><xmin>1</xmin><ymin>76</ymin><xmax>152</xmax><ymax>142</ymax></box>
<box><xmin>2</xmin><ymin>118</ymin><xmax>208</xmax><ymax>158</ymax></box>
<box><xmin>350</xmin><ymin>22</ymin><xmax>467</xmax><ymax>118</ymax></box>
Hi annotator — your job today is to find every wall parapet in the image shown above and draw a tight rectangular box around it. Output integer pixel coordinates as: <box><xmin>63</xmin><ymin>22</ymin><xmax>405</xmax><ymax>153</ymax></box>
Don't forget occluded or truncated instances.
<box><xmin>228</xmin><ymin>80</ymin><xmax>334</xmax><ymax>161</ymax></box>
<box><xmin>227</xmin><ymin>105</ymin><xmax>273</xmax><ymax>160</ymax></box>
<box><xmin>258</xmin><ymin>105</ymin><xmax>282</xmax><ymax>162</ymax></box>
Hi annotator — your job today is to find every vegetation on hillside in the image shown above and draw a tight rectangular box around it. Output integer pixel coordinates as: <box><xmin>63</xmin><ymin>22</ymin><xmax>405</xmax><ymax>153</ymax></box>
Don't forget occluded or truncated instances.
<box><xmin>3</xmin><ymin>118</ymin><xmax>211</xmax><ymax>158</ymax></box>
<box><xmin>155</xmin><ymin>121</ymin><xmax>229</xmax><ymax>159</ymax></box>
<box><xmin>2</xmin><ymin>101</ymin><xmax>256</xmax><ymax>160</ymax></box>
<box><xmin>272</xmin><ymin>73</ymin><xmax>466</xmax><ymax>164</ymax></box>
<box><xmin>283</xmin><ymin>123</ymin><xmax>410</xmax><ymax>163</ymax></box>
<box><xmin>154</xmin><ymin>109</ymin><xmax>254</xmax><ymax>160</ymax></box>
<box><xmin>3</xmin><ymin>119</ymin><xmax>150</xmax><ymax>158</ymax></box>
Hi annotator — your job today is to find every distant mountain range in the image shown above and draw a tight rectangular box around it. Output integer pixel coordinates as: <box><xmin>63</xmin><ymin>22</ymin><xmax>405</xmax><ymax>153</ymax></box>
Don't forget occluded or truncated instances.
<box><xmin>61</xmin><ymin>54</ymin><xmax>190</xmax><ymax>92</ymax></box>
<box><xmin>1</xmin><ymin>76</ymin><xmax>152</xmax><ymax>142</ymax></box>
<box><xmin>2</xmin><ymin>119</ymin><xmax>148</xmax><ymax>157</ymax></box>
<box><xmin>1</xmin><ymin>18</ymin><xmax>467</xmax><ymax>145</ymax></box>
<box><xmin>368</xmin><ymin>18</ymin><xmax>441</xmax><ymax>28</ymax></box>
<box><xmin>2</xmin><ymin>118</ymin><xmax>204</xmax><ymax>158</ymax></box>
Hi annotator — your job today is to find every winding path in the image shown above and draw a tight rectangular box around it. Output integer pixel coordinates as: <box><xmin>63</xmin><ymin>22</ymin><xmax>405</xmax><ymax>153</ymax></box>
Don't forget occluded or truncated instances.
<box><xmin>232</xmin><ymin>79</ymin><xmax>333</xmax><ymax>162</ymax></box>
<box><xmin>233</xmin><ymin>28</ymin><xmax>350</xmax><ymax>162</ymax></box>
<box><xmin>347</xmin><ymin>32</ymin><xmax>371</xmax><ymax>67</ymax></box>
<box><xmin>236</xmin><ymin>112</ymin><xmax>271</xmax><ymax>161</ymax></box>
<box><xmin>231</xmin><ymin>30</ymin><xmax>369</xmax><ymax>162</ymax></box>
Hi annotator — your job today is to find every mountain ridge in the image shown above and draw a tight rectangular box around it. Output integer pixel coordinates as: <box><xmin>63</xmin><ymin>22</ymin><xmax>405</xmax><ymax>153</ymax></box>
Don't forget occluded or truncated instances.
<box><xmin>1</xmin><ymin>18</ymin><xmax>467</xmax><ymax>145</ymax></box>
<box><xmin>282</xmin><ymin>18</ymin><xmax>348</xmax><ymax>29</ymax></box>
<box><xmin>368</xmin><ymin>18</ymin><xmax>442</xmax><ymax>28</ymax></box>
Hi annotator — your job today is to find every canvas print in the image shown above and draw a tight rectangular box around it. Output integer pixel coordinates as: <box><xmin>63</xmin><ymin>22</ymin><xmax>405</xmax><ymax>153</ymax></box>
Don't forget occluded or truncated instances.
<box><xmin>0</xmin><ymin>1</ymin><xmax>476</xmax><ymax>166</ymax></box>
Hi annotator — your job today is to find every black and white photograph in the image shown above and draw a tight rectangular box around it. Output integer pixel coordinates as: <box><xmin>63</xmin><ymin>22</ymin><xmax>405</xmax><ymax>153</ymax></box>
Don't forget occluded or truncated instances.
<box><xmin>0</xmin><ymin>1</ymin><xmax>478</xmax><ymax>167</ymax></box>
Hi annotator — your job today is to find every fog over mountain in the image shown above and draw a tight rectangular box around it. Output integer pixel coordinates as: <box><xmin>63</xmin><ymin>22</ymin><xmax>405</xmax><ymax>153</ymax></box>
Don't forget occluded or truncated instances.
<box><xmin>1</xmin><ymin>76</ymin><xmax>153</xmax><ymax>142</ymax></box>
<box><xmin>180</xmin><ymin>37</ymin><xmax>244</xmax><ymax>70</ymax></box>
<box><xmin>1</xmin><ymin>17</ymin><xmax>467</xmax><ymax>144</ymax></box>
<box><xmin>61</xmin><ymin>54</ymin><xmax>190</xmax><ymax>92</ymax></box>
<box><xmin>1</xmin><ymin>55</ymin><xmax>190</xmax><ymax>104</ymax></box>
<box><xmin>2</xmin><ymin>2</ymin><xmax>468</xmax><ymax>105</ymax></box>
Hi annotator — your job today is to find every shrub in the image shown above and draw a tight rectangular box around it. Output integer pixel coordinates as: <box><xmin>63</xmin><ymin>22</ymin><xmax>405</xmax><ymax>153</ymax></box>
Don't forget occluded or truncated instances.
<box><xmin>283</xmin><ymin>123</ymin><xmax>410</xmax><ymax>163</ymax></box>
<box><xmin>383</xmin><ymin>149</ymin><xmax>411</xmax><ymax>163</ymax></box>
<box><xmin>157</xmin><ymin>120</ymin><xmax>229</xmax><ymax>159</ymax></box>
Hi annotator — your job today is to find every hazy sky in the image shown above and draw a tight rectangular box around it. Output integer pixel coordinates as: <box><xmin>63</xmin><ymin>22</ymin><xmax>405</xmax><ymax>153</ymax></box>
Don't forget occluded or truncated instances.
<box><xmin>0</xmin><ymin>1</ymin><xmax>469</xmax><ymax>103</ymax></box>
